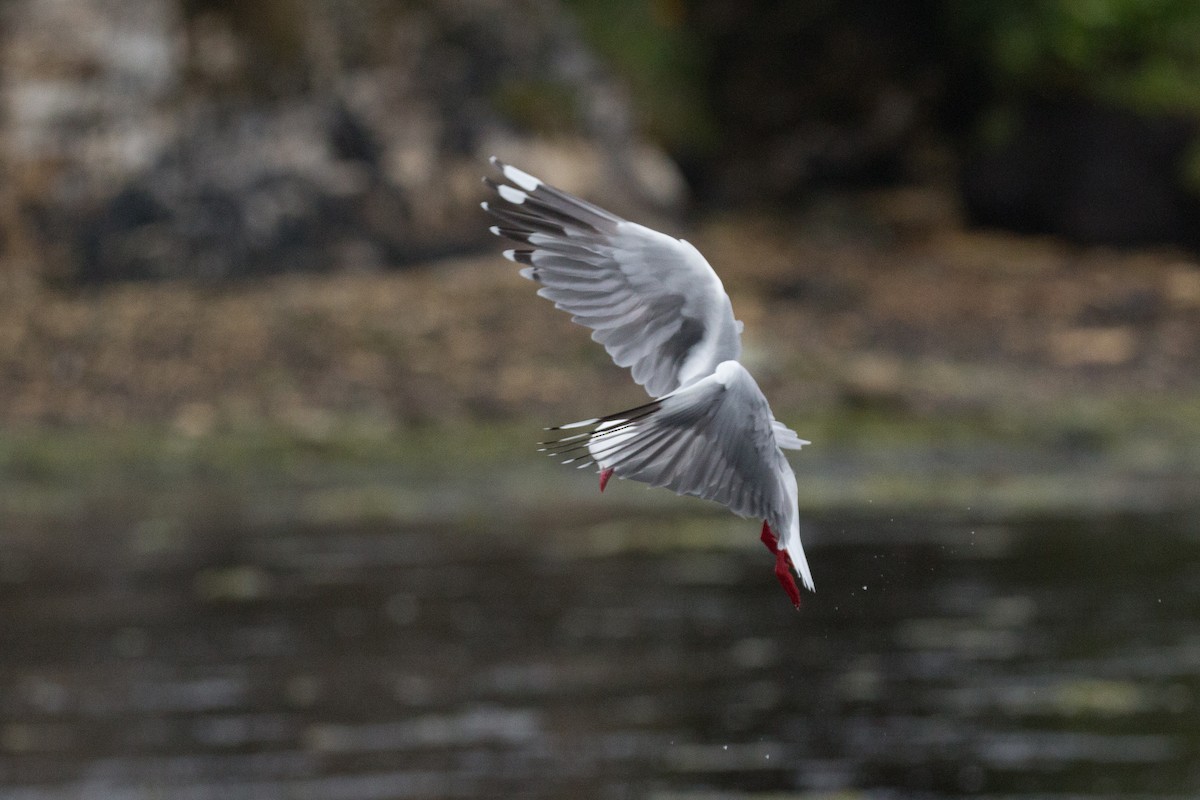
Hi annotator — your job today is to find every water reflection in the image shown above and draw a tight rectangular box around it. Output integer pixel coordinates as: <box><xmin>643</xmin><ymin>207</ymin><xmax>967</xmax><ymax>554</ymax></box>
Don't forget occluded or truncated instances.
<box><xmin>0</xmin><ymin>512</ymin><xmax>1197</xmax><ymax>798</ymax></box>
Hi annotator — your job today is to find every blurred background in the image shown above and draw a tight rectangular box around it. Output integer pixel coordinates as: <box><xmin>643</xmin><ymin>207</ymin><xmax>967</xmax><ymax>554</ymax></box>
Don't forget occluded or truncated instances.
<box><xmin>1</xmin><ymin>1</ymin><xmax>1199</xmax><ymax>798</ymax></box>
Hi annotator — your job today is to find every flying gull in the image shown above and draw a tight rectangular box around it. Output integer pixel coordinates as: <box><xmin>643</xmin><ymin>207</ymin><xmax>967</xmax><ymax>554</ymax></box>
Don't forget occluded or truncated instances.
<box><xmin>483</xmin><ymin>157</ymin><xmax>813</xmax><ymax>607</ymax></box>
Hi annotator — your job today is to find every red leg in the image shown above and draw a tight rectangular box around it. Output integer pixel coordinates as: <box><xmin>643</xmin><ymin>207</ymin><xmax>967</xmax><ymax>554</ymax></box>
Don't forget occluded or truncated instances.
<box><xmin>599</xmin><ymin>468</ymin><xmax>614</xmax><ymax>492</ymax></box>
<box><xmin>760</xmin><ymin>520</ymin><xmax>777</xmax><ymax>552</ymax></box>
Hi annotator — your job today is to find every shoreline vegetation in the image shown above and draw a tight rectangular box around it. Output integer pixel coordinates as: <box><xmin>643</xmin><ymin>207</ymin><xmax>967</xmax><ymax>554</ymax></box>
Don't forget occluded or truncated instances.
<box><xmin>4</xmin><ymin>205</ymin><xmax>1199</xmax><ymax>530</ymax></box>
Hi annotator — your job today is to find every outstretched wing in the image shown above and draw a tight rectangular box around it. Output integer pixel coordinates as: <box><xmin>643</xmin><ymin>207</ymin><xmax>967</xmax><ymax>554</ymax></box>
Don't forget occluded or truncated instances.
<box><xmin>541</xmin><ymin>361</ymin><xmax>790</xmax><ymax>523</ymax></box>
<box><xmin>484</xmin><ymin>157</ymin><xmax>742</xmax><ymax>397</ymax></box>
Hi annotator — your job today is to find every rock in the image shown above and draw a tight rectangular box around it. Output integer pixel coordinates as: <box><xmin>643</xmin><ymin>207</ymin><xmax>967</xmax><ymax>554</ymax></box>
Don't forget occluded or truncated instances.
<box><xmin>1165</xmin><ymin>264</ymin><xmax>1200</xmax><ymax>309</ymax></box>
<box><xmin>1049</xmin><ymin>326</ymin><xmax>1138</xmax><ymax>367</ymax></box>
<box><xmin>1</xmin><ymin>0</ymin><xmax>681</xmax><ymax>284</ymax></box>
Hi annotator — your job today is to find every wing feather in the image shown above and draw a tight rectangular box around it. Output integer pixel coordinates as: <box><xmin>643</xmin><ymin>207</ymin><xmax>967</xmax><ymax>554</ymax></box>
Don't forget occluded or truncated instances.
<box><xmin>541</xmin><ymin>362</ymin><xmax>790</xmax><ymax>524</ymax></box>
<box><xmin>771</xmin><ymin>420</ymin><xmax>811</xmax><ymax>450</ymax></box>
<box><xmin>486</xmin><ymin>157</ymin><xmax>742</xmax><ymax>397</ymax></box>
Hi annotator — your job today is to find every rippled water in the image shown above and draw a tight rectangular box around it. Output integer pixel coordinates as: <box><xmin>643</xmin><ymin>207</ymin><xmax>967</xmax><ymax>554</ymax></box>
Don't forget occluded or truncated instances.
<box><xmin>1</xmin><ymin>511</ymin><xmax>1198</xmax><ymax>799</ymax></box>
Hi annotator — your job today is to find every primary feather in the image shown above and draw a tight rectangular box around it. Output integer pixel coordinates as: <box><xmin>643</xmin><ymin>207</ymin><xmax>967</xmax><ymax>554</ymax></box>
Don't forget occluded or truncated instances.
<box><xmin>483</xmin><ymin>157</ymin><xmax>742</xmax><ymax>398</ymax></box>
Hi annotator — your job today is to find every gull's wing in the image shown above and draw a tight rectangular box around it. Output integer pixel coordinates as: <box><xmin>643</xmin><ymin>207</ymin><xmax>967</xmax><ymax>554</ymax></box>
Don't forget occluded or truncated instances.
<box><xmin>772</xmin><ymin>420</ymin><xmax>811</xmax><ymax>451</ymax></box>
<box><xmin>484</xmin><ymin>157</ymin><xmax>742</xmax><ymax>398</ymax></box>
<box><xmin>542</xmin><ymin>360</ymin><xmax>798</xmax><ymax>531</ymax></box>
<box><xmin>542</xmin><ymin>360</ymin><xmax>812</xmax><ymax>589</ymax></box>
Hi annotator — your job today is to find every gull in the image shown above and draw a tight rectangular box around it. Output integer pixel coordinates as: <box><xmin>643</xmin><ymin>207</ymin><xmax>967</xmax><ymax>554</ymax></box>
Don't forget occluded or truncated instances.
<box><xmin>482</xmin><ymin>157</ymin><xmax>813</xmax><ymax>608</ymax></box>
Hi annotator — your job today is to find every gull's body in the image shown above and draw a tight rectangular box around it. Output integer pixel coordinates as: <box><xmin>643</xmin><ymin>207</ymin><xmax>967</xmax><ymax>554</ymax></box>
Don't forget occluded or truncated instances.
<box><xmin>483</xmin><ymin>158</ymin><xmax>813</xmax><ymax>606</ymax></box>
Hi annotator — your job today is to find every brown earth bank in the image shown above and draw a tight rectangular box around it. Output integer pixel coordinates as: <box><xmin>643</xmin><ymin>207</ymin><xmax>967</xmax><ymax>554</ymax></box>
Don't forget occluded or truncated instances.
<box><xmin>2</xmin><ymin>192</ymin><xmax>1199</xmax><ymax>433</ymax></box>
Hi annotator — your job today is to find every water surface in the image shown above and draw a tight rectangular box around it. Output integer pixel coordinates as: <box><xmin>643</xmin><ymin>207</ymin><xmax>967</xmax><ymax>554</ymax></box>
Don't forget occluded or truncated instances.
<box><xmin>1</xmin><ymin>511</ymin><xmax>1197</xmax><ymax>798</ymax></box>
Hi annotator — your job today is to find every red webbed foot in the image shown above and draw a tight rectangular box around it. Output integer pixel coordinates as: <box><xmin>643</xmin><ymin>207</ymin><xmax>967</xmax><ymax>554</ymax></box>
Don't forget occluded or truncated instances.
<box><xmin>762</xmin><ymin>520</ymin><xmax>801</xmax><ymax>609</ymax></box>
<box><xmin>774</xmin><ymin>549</ymin><xmax>802</xmax><ymax>609</ymax></box>
<box><xmin>599</xmin><ymin>468</ymin><xmax>614</xmax><ymax>492</ymax></box>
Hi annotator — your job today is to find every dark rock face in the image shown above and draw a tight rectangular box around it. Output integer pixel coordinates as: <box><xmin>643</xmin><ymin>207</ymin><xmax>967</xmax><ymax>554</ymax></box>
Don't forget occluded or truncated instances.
<box><xmin>683</xmin><ymin>0</ymin><xmax>944</xmax><ymax>204</ymax></box>
<box><xmin>50</xmin><ymin>102</ymin><xmax>432</xmax><ymax>283</ymax></box>
<box><xmin>1</xmin><ymin>0</ymin><xmax>671</xmax><ymax>284</ymax></box>
<box><xmin>962</xmin><ymin>99</ymin><xmax>1200</xmax><ymax>248</ymax></box>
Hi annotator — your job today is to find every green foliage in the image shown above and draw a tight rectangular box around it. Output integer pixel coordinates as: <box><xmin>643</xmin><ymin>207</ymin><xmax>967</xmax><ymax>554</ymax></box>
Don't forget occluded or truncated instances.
<box><xmin>947</xmin><ymin>0</ymin><xmax>1200</xmax><ymax>113</ymax></box>
<box><xmin>1180</xmin><ymin>135</ymin><xmax>1200</xmax><ymax>192</ymax></box>
<box><xmin>562</xmin><ymin>0</ymin><xmax>718</xmax><ymax>153</ymax></box>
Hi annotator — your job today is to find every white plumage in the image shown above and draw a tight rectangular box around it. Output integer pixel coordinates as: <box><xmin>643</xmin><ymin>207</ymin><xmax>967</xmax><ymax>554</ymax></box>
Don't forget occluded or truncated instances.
<box><xmin>484</xmin><ymin>157</ymin><xmax>814</xmax><ymax>606</ymax></box>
